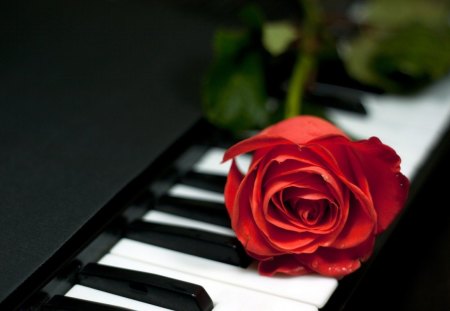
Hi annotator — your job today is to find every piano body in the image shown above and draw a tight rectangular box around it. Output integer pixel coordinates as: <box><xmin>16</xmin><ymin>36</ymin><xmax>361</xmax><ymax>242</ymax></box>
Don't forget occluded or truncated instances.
<box><xmin>1</xmin><ymin>1</ymin><xmax>449</xmax><ymax>310</ymax></box>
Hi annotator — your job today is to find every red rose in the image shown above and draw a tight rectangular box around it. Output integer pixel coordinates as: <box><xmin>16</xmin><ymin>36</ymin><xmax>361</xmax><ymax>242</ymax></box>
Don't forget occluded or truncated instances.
<box><xmin>223</xmin><ymin>116</ymin><xmax>409</xmax><ymax>277</ymax></box>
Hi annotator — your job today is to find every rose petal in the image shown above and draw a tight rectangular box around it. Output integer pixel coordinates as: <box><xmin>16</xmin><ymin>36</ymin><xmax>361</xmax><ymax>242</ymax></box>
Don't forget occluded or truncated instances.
<box><xmin>301</xmin><ymin>138</ymin><xmax>372</xmax><ymax>203</ymax></box>
<box><xmin>330</xmin><ymin>194</ymin><xmax>376</xmax><ymax>249</ymax></box>
<box><xmin>223</xmin><ymin>116</ymin><xmax>347</xmax><ymax>162</ymax></box>
<box><xmin>224</xmin><ymin>159</ymin><xmax>244</xmax><ymax>217</ymax></box>
<box><xmin>253</xmin><ymin>170</ymin><xmax>333</xmax><ymax>252</ymax></box>
<box><xmin>259</xmin><ymin>235</ymin><xmax>375</xmax><ymax>277</ymax></box>
<box><xmin>296</xmin><ymin>236</ymin><xmax>376</xmax><ymax>277</ymax></box>
<box><xmin>252</xmin><ymin>148</ymin><xmax>352</xmax><ymax>252</ymax></box>
<box><xmin>223</xmin><ymin>136</ymin><xmax>292</xmax><ymax>163</ymax></box>
<box><xmin>296</xmin><ymin>138</ymin><xmax>380</xmax><ymax>248</ymax></box>
<box><xmin>260</xmin><ymin>115</ymin><xmax>347</xmax><ymax>144</ymax></box>
<box><xmin>279</xmin><ymin>186</ymin><xmax>338</xmax><ymax>232</ymax></box>
<box><xmin>258</xmin><ymin>255</ymin><xmax>312</xmax><ymax>276</ymax></box>
<box><xmin>352</xmin><ymin>137</ymin><xmax>410</xmax><ymax>232</ymax></box>
<box><xmin>232</xmin><ymin>169</ymin><xmax>281</xmax><ymax>257</ymax></box>
<box><xmin>258</xmin><ymin>143</ymin><xmax>352</xmax><ymax>211</ymax></box>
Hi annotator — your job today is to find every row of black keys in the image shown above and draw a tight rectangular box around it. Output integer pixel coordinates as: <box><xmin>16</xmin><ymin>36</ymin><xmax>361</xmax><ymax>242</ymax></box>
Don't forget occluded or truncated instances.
<box><xmin>41</xmin><ymin>171</ymin><xmax>249</xmax><ymax>311</ymax></box>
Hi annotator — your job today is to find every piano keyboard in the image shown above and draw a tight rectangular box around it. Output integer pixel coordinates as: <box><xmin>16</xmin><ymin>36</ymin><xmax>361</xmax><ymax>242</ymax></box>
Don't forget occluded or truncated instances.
<box><xmin>37</xmin><ymin>75</ymin><xmax>450</xmax><ymax>311</ymax></box>
<box><xmin>53</xmin><ymin>147</ymin><xmax>336</xmax><ymax>311</ymax></box>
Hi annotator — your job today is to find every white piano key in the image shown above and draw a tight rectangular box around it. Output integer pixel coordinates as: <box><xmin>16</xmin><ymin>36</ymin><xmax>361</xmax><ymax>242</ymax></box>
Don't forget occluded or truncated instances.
<box><xmin>142</xmin><ymin>210</ymin><xmax>235</xmax><ymax>237</ymax></box>
<box><xmin>65</xmin><ymin>285</ymin><xmax>170</xmax><ymax>311</ymax></box>
<box><xmin>110</xmin><ymin>239</ymin><xmax>338</xmax><ymax>308</ymax></box>
<box><xmin>168</xmin><ymin>184</ymin><xmax>225</xmax><ymax>203</ymax></box>
<box><xmin>193</xmin><ymin>147</ymin><xmax>251</xmax><ymax>176</ymax></box>
<box><xmin>99</xmin><ymin>254</ymin><xmax>318</xmax><ymax>311</ymax></box>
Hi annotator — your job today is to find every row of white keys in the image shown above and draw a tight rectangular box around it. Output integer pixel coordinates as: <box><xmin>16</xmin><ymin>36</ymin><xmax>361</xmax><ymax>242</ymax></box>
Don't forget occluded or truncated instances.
<box><xmin>64</xmin><ymin>247</ymin><xmax>318</xmax><ymax>311</ymax></box>
<box><xmin>58</xmin><ymin>147</ymin><xmax>322</xmax><ymax>311</ymax></box>
<box><xmin>111</xmin><ymin>147</ymin><xmax>338</xmax><ymax>309</ymax></box>
<box><xmin>98</xmin><ymin>253</ymin><xmax>318</xmax><ymax>311</ymax></box>
<box><xmin>62</xmin><ymin>164</ymin><xmax>323</xmax><ymax>309</ymax></box>
<box><xmin>110</xmin><ymin>238</ymin><xmax>336</xmax><ymax>309</ymax></box>
<box><xmin>63</xmin><ymin>210</ymin><xmax>319</xmax><ymax>309</ymax></box>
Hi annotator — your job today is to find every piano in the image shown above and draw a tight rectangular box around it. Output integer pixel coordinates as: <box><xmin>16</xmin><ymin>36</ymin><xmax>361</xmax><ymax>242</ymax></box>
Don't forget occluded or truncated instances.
<box><xmin>1</xmin><ymin>1</ymin><xmax>449</xmax><ymax>310</ymax></box>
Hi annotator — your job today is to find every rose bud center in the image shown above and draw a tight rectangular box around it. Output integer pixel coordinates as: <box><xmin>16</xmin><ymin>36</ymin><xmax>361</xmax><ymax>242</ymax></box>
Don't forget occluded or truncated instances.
<box><xmin>274</xmin><ymin>185</ymin><xmax>338</xmax><ymax>233</ymax></box>
<box><xmin>292</xmin><ymin>198</ymin><xmax>331</xmax><ymax>227</ymax></box>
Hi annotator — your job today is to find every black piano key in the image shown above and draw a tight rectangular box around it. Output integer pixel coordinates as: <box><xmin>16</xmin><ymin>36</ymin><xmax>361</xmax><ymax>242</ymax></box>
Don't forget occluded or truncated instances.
<box><xmin>78</xmin><ymin>263</ymin><xmax>214</xmax><ymax>311</ymax></box>
<box><xmin>179</xmin><ymin>171</ymin><xmax>227</xmax><ymax>193</ymax></box>
<box><xmin>42</xmin><ymin>295</ymin><xmax>133</xmax><ymax>311</ymax></box>
<box><xmin>126</xmin><ymin>220</ymin><xmax>252</xmax><ymax>268</ymax></box>
<box><xmin>155</xmin><ymin>195</ymin><xmax>231</xmax><ymax>228</ymax></box>
<box><xmin>306</xmin><ymin>83</ymin><xmax>368</xmax><ymax>115</ymax></box>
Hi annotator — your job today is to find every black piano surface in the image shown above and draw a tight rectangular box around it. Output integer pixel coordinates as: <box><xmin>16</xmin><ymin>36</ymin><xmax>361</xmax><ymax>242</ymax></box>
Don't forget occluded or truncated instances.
<box><xmin>1</xmin><ymin>1</ymin><xmax>449</xmax><ymax>310</ymax></box>
<box><xmin>0</xmin><ymin>0</ymin><xmax>215</xmax><ymax>308</ymax></box>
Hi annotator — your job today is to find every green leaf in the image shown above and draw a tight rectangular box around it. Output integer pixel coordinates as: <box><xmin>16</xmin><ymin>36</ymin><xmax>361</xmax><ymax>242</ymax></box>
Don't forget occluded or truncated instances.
<box><xmin>364</xmin><ymin>0</ymin><xmax>450</xmax><ymax>30</ymax></box>
<box><xmin>262</xmin><ymin>21</ymin><xmax>298</xmax><ymax>56</ymax></box>
<box><xmin>239</xmin><ymin>4</ymin><xmax>265</xmax><ymax>31</ymax></box>
<box><xmin>342</xmin><ymin>23</ymin><xmax>450</xmax><ymax>93</ymax></box>
<box><xmin>343</xmin><ymin>0</ymin><xmax>450</xmax><ymax>93</ymax></box>
<box><xmin>212</xmin><ymin>29</ymin><xmax>250</xmax><ymax>60</ymax></box>
<box><xmin>202</xmin><ymin>29</ymin><xmax>269</xmax><ymax>133</ymax></box>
